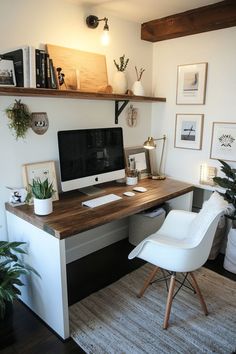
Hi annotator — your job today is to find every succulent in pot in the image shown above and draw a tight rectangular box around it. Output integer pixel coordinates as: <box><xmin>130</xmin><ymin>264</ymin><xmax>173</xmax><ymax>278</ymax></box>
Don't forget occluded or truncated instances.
<box><xmin>26</xmin><ymin>178</ymin><xmax>55</xmax><ymax>215</ymax></box>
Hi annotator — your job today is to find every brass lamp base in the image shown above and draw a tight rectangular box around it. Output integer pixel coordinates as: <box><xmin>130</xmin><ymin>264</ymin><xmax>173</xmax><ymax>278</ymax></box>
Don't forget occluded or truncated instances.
<box><xmin>151</xmin><ymin>175</ymin><xmax>166</xmax><ymax>180</ymax></box>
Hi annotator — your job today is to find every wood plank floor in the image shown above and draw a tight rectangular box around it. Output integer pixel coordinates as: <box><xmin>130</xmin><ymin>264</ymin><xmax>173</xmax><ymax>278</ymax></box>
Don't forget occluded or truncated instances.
<box><xmin>0</xmin><ymin>240</ymin><xmax>235</xmax><ymax>354</ymax></box>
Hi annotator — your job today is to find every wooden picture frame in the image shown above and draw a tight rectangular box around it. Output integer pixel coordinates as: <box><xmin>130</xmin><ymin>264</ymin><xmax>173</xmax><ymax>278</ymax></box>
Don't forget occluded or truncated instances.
<box><xmin>0</xmin><ymin>58</ymin><xmax>16</xmax><ymax>87</ymax></box>
<box><xmin>124</xmin><ymin>146</ymin><xmax>151</xmax><ymax>178</ymax></box>
<box><xmin>22</xmin><ymin>160</ymin><xmax>59</xmax><ymax>201</ymax></box>
<box><xmin>210</xmin><ymin>122</ymin><xmax>236</xmax><ymax>162</ymax></box>
<box><xmin>176</xmin><ymin>62</ymin><xmax>207</xmax><ymax>105</ymax></box>
<box><xmin>175</xmin><ymin>114</ymin><xmax>204</xmax><ymax>150</ymax></box>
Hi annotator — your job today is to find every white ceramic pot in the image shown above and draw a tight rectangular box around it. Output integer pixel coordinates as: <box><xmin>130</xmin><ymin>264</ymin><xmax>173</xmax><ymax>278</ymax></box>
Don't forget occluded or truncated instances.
<box><xmin>112</xmin><ymin>71</ymin><xmax>128</xmax><ymax>94</ymax></box>
<box><xmin>132</xmin><ymin>80</ymin><xmax>144</xmax><ymax>96</ymax></box>
<box><xmin>34</xmin><ymin>197</ymin><xmax>53</xmax><ymax>216</ymax></box>
<box><xmin>223</xmin><ymin>227</ymin><xmax>236</xmax><ymax>274</ymax></box>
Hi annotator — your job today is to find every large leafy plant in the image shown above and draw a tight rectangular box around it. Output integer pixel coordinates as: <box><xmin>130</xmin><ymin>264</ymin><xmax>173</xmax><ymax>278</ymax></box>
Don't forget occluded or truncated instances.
<box><xmin>0</xmin><ymin>241</ymin><xmax>37</xmax><ymax>319</ymax></box>
<box><xmin>213</xmin><ymin>159</ymin><xmax>236</xmax><ymax>225</ymax></box>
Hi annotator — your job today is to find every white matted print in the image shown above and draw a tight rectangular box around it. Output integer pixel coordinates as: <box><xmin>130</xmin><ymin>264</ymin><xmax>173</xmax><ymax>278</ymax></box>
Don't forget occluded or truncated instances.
<box><xmin>22</xmin><ymin>160</ymin><xmax>59</xmax><ymax>200</ymax></box>
<box><xmin>0</xmin><ymin>58</ymin><xmax>16</xmax><ymax>86</ymax></box>
<box><xmin>176</xmin><ymin>63</ymin><xmax>207</xmax><ymax>104</ymax></box>
<box><xmin>210</xmin><ymin>122</ymin><xmax>236</xmax><ymax>162</ymax></box>
<box><xmin>175</xmin><ymin>114</ymin><xmax>204</xmax><ymax>150</ymax></box>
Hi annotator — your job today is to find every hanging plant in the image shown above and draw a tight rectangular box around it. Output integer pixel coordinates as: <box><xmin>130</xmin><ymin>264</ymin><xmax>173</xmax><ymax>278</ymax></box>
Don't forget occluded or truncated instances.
<box><xmin>5</xmin><ymin>100</ymin><xmax>32</xmax><ymax>139</ymax></box>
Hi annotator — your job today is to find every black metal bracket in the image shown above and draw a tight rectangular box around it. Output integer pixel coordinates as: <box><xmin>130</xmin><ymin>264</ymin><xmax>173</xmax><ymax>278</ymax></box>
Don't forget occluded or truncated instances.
<box><xmin>115</xmin><ymin>100</ymin><xmax>129</xmax><ymax>124</ymax></box>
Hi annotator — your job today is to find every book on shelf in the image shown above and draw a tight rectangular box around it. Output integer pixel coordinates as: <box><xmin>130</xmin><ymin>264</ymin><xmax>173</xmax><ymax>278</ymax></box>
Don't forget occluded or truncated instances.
<box><xmin>0</xmin><ymin>45</ymin><xmax>57</xmax><ymax>89</ymax></box>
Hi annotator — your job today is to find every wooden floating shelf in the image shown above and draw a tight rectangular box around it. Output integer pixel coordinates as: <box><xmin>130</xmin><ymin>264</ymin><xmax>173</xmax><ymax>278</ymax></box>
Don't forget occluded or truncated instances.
<box><xmin>0</xmin><ymin>86</ymin><xmax>166</xmax><ymax>102</ymax></box>
<box><xmin>0</xmin><ymin>87</ymin><xmax>166</xmax><ymax>124</ymax></box>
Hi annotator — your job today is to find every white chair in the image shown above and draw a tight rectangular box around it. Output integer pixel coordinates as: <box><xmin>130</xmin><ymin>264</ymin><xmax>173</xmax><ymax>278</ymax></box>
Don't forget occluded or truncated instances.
<box><xmin>128</xmin><ymin>192</ymin><xmax>229</xmax><ymax>329</ymax></box>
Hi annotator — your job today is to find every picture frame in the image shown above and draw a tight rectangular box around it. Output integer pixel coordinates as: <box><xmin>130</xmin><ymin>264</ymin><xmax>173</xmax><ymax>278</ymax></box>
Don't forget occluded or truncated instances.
<box><xmin>124</xmin><ymin>146</ymin><xmax>151</xmax><ymax>178</ymax></box>
<box><xmin>0</xmin><ymin>58</ymin><xmax>16</xmax><ymax>87</ymax></box>
<box><xmin>175</xmin><ymin>114</ymin><xmax>204</xmax><ymax>150</ymax></box>
<box><xmin>22</xmin><ymin>160</ymin><xmax>59</xmax><ymax>201</ymax></box>
<box><xmin>176</xmin><ymin>62</ymin><xmax>207</xmax><ymax>105</ymax></box>
<box><xmin>210</xmin><ymin>122</ymin><xmax>236</xmax><ymax>162</ymax></box>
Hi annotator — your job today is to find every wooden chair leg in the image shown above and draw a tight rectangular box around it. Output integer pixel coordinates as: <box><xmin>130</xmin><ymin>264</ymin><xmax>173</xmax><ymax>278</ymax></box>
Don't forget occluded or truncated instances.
<box><xmin>138</xmin><ymin>266</ymin><xmax>159</xmax><ymax>298</ymax></box>
<box><xmin>163</xmin><ymin>273</ymin><xmax>176</xmax><ymax>329</ymax></box>
<box><xmin>189</xmin><ymin>272</ymin><xmax>209</xmax><ymax>315</ymax></box>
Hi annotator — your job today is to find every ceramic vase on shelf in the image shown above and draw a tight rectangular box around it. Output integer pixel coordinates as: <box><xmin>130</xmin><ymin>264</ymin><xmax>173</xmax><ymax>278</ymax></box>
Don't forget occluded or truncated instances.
<box><xmin>34</xmin><ymin>197</ymin><xmax>53</xmax><ymax>216</ymax></box>
<box><xmin>112</xmin><ymin>71</ymin><xmax>128</xmax><ymax>94</ymax></box>
<box><xmin>132</xmin><ymin>80</ymin><xmax>144</xmax><ymax>96</ymax></box>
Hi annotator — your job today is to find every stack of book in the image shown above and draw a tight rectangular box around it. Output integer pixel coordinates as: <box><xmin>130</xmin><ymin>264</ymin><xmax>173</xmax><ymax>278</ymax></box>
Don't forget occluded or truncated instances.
<box><xmin>0</xmin><ymin>46</ymin><xmax>58</xmax><ymax>89</ymax></box>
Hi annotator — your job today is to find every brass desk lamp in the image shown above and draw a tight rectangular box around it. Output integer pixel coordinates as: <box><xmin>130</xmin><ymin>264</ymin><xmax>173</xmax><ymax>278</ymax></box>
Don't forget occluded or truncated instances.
<box><xmin>143</xmin><ymin>135</ymin><xmax>166</xmax><ymax>180</ymax></box>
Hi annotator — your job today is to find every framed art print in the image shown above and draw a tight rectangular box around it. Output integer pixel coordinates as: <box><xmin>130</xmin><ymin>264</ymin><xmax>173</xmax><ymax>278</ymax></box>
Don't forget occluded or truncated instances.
<box><xmin>124</xmin><ymin>146</ymin><xmax>151</xmax><ymax>178</ymax></box>
<box><xmin>0</xmin><ymin>58</ymin><xmax>16</xmax><ymax>87</ymax></box>
<box><xmin>210</xmin><ymin>122</ymin><xmax>236</xmax><ymax>162</ymax></box>
<box><xmin>22</xmin><ymin>160</ymin><xmax>59</xmax><ymax>200</ymax></box>
<box><xmin>176</xmin><ymin>62</ymin><xmax>207</xmax><ymax>104</ymax></box>
<box><xmin>175</xmin><ymin>114</ymin><xmax>204</xmax><ymax>150</ymax></box>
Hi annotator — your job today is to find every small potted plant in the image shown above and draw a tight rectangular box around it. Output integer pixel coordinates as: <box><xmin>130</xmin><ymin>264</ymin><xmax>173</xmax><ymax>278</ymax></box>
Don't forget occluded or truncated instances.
<box><xmin>112</xmin><ymin>54</ymin><xmax>129</xmax><ymax>94</ymax></box>
<box><xmin>27</xmin><ymin>178</ymin><xmax>55</xmax><ymax>216</ymax></box>
<box><xmin>213</xmin><ymin>159</ymin><xmax>236</xmax><ymax>273</ymax></box>
<box><xmin>0</xmin><ymin>241</ymin><xmax>37</xmax><ymax>324</ymax></box>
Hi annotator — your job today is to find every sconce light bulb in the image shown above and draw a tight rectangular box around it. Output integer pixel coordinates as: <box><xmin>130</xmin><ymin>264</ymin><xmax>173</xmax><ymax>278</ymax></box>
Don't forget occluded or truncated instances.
<box><xmin>101</xmin><ymin>28</ymin><xmax>110</xmax><ymax>46</ymax></box>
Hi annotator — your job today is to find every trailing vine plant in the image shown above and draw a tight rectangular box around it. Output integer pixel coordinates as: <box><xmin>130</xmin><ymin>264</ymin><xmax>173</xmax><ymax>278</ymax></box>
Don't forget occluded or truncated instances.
<box><xmin>5</xmin><ymin>100</ymin><xmax>32</xmax><ymax>139</ymax></box>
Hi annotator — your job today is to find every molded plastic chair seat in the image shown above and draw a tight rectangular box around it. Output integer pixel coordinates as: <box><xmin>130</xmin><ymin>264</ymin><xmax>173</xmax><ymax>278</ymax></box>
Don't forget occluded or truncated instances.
<box><xmin>128</xmin><ymin>192</ymin><xmax>230</xmax><ymax>328</ymax></box>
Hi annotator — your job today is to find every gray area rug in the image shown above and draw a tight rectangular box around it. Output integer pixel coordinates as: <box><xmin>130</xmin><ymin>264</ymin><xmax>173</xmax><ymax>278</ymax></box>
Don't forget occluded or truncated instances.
<box><xmin>69</xmin><ymin>264</ymin><xmax>236</xmax><ymax>354</ymax></box>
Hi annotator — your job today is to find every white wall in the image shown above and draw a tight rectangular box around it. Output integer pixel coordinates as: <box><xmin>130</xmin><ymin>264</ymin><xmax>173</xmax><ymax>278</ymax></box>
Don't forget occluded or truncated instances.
<box><xmin>0</xmin><ymin>0</ymin><xmax>154</xmax><ymax>240</ymax></box>
<box><xmin>152</xmin><ymin>27</ymin><xmax>236</xmax><ymax>184</ymax></box>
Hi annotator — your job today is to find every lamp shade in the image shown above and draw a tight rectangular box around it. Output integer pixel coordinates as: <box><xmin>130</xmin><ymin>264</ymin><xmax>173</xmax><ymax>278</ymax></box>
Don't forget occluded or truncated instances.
<box><xmin>143</xmin><ymin>137</ymin><xmax>156</xmax><ymax>149</ymax></box>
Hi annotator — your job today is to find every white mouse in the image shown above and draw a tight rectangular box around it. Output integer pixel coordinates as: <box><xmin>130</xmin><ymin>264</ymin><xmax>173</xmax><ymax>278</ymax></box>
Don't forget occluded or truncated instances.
<box><xmin>123</xmin><ymin>191</ymin><xmax>135</xmax><ymax>197</ymax></box>
<box><xmin>133</xmin><ymin>186</ymin><xmax>147</xmax><ymax>193</ymax></box>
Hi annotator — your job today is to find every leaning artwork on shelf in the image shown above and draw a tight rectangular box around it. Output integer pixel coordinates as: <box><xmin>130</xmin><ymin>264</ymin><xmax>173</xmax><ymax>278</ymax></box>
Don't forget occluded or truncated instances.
<box><xmin>0</xmin><ymin>58</ymin><xmax>16</xmax><ymax>87</ymax></box>
<box><xmin>22</xmin><ymin>160</ymin><xmax>59</xmax><ymax>201</ymax></box>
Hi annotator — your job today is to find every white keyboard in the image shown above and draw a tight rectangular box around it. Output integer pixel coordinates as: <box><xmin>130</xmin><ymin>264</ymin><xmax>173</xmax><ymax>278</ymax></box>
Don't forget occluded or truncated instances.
<box><xmin>82</xmin><ymin>194</ymin><xmax>122</xmax><ymax>208</ymax></box>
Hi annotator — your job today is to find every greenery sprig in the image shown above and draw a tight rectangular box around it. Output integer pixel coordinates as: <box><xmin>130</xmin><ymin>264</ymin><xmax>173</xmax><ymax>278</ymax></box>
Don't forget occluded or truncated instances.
<box><xmin>135</xmin><ymin>66</ymin><xmax>145</xmax><ymax>81</ymax></box>
<box><xmin>113</xmin><ymin>54</ymin><xmax>129</xmax><ymax>72</ymax></box>
<box><xmin>5</xmin><ymin>100</ymin><xmax>32</xmax><ymax>140</ymax></box>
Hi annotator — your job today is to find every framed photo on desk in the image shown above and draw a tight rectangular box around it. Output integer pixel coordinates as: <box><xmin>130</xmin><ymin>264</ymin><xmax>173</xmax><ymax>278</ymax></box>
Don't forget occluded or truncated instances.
<box><xmin>22</xmin><ymin>160</ymin><xmax>59</xmax><ymax>200</ymax></box>
<box><xmin>124</xmin><ymin>146</ymin><xmax>151</xmax><ymax>178</ymax></box>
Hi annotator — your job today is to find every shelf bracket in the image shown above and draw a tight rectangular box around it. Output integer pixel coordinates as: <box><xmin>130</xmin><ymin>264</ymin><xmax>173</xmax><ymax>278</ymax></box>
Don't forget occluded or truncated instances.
<box><xmin>115</xmin><ymin>100</ymin><xmax>129</xmax><ymax>124</ymax></box>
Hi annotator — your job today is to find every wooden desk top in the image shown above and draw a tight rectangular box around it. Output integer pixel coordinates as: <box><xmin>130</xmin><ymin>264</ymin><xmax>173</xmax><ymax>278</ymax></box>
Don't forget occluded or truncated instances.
<box><xmin>5</xmin><ymin>178</ymin><xmax>194</xmax><ymax>240</ymax></box>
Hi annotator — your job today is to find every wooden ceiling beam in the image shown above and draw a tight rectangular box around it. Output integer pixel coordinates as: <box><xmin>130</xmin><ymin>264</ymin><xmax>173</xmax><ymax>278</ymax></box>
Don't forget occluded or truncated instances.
<box><xmin>141</xmin><ymin>0</ymin><xmax>236</xmax><ymax>42</ymax></box>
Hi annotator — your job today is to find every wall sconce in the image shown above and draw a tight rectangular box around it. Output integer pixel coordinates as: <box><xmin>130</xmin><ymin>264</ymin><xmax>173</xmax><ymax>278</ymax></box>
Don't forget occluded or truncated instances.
<box><xmin>200</xmin><ymin>164</ymin><xmax>217</xmax><ymax>186</ymax></box>
<box><xmin>143</xmin><ymin>135</ymin><xmax>167</xmax><ymax>180</ymax></box>
<box><xmin>86</xmin><ymin>15</ymin><xmax>110</xmax><ymax>46</ymax></box>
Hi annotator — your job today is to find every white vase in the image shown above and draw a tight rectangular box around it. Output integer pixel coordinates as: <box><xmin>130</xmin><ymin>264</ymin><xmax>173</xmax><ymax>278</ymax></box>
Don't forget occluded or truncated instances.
<box><xmin>112</xmin><ymin>71</ymin><xmax>128</xmax><ymax>94</ymax></box>
<box><xmin>132</xmin><ymin>80</ymin><xmax>144</xmax><ymax>96</ymax></box>
<box><xmin>223</xmin><ymin>227</ymin><xmax>236</xmax><ymax>273</ymax></box>
<box><xmin>34</xmin><ymin>197</ymin><xmax>53</xmax><ymax>216</ymax></box>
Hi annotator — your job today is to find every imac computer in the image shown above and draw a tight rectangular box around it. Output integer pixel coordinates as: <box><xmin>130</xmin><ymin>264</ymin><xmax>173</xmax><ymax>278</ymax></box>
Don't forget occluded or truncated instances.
<box><xmin>57</xmin><ymin>127</ymin><xmax>125</xmax><ymax>194</ymax></box>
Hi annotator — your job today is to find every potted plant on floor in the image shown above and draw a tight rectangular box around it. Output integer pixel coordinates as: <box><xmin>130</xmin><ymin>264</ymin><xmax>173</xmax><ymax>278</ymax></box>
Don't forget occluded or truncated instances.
<box><xmin>213</xmin><ymin>159</ymin><xmax>236</xmax><ymax>273</ymax></box>
<box><xmin>0</xmin><ymin>241</ymin><xmax>37</xmax><ymax>324</ymax></box>
<box><xmin>26</xmin><ymin>178</ymin><xmax>55</xmax><ymax>216</ymax></box>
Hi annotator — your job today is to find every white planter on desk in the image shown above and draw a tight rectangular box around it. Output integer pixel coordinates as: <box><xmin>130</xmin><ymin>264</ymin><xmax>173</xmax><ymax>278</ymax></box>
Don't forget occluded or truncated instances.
<box><xmin>34</xmin><ymin>197</ymin><xmax>53</xmax><ymax>216</ymax></box>
<box><xmin>224</xmin><ymin>227</ymin><xmax>236</xmax><ymax>273</ymax></box>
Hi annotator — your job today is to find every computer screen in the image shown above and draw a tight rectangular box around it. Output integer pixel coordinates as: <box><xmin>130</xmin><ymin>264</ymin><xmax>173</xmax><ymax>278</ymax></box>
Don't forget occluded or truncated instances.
<box><xmin>57</xmin><ymin>127</ymin><xmax>125</xmax><ymax>192</ymax></box>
